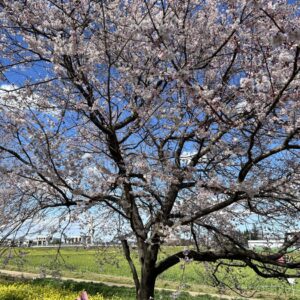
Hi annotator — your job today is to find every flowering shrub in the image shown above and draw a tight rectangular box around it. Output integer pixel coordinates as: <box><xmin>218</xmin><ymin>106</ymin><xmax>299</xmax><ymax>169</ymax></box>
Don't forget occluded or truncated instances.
<box><xmin>0</xmin><ymin>282</ymin><xmax>120</xmax><ymax>300</ymax></box>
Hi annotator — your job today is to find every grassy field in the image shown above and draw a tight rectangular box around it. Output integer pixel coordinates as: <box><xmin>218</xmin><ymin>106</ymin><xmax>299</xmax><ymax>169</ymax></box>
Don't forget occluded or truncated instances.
<box><xmin>0</xmin><ymin>246</ymin><xmax>299</xmax><ymax>299</ymax></box>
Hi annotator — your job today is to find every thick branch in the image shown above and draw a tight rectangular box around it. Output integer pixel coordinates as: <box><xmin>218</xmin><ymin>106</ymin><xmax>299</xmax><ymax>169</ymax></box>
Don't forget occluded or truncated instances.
<box><xmin>155</xmin><ymin>249</ymin><xmax>300</xmax><ymax>278</ymax></box>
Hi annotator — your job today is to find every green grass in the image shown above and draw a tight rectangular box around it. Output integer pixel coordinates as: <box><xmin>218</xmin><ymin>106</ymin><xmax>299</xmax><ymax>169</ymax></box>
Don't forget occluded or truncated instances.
<box><xmin>0</xmin><ymin>246</ymin><xmax>299</xmax><ymax>299</ymax></box>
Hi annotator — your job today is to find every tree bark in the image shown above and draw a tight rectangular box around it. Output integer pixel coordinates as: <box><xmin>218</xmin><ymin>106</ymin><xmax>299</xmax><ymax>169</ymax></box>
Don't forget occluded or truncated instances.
<box><xmin>121</xmin><ymin>236</ymin><xmax>159</xmax><ymax>300</ymax></box>
<box><xmin>136</xmin><ymin>238</ymin><xmax>159</xmax><ymax>300</ymax></box>
<box><xmin>137</xmin><ymin>267</ymin><xmax>156</xmax><ymax>300</ymax></box>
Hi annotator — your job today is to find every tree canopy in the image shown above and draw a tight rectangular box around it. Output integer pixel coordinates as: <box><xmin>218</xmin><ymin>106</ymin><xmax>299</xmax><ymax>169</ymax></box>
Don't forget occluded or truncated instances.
<box><xmin>0</xmin><ymin>1</ymin><xmax>299</xmax><ymax>299</ymax></box>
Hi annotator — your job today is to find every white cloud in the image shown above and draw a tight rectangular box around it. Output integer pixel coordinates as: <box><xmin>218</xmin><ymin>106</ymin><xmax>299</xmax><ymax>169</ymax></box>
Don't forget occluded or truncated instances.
<box><xmin>0</xmin><ymin>84</ymin><xmax>60</xmax><ymax>117</ymax></box>
<box><xmin>180</xmin><ymin>150</ymin><xmax>197</xmax><ymax>164</ymax></box>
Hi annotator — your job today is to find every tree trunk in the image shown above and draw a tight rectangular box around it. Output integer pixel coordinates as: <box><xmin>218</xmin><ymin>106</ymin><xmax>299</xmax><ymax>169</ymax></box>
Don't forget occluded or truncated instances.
<box><xmin>135</xmin><ymin>237</ymin><xmax>159</xmax><ymax>300</ymax></box>
<box><xmin>137</xmin><ymin>265</ymin><xmax>156</xmax><ymax>300</ymax></box>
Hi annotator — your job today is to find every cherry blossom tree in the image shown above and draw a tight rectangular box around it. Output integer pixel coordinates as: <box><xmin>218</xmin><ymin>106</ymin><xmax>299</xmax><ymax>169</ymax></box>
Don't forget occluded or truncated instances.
<box><xmin>0</xmin><ymin>1</ymin><xmax>300</xmax><ymax>299</ymax></box>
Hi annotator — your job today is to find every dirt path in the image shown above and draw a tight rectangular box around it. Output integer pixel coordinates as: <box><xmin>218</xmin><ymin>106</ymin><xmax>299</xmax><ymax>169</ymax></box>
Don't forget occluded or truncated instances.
<box><xmin>0</xmin><ymin>269</ymin><xmax>260</xmax><ymax>299</ymax></box>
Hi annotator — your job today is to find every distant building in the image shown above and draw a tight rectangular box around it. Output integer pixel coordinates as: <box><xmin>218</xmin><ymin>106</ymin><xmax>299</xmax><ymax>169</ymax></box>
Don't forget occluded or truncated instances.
<box><xmin>65</xmin><ymin>235</ymin><xmax>93</xmax><ymax>245</ymax></box>
<box><xmin>0</xmin><ymin>234</ymin><xmax>93</xmax><ymax>247</ymax></box>
<box><xmin>248</xmin><ymin>232</ymin><xmax>300</xmax><ymax>250</ymax></box>
<box><xmin>248</xmin><ymin>239</ymin><xmax>284</xmax><ymax>249</ymax></box>
<box><xmin>14</xmin><ymin>236</ymin><xmax>50</xmax><ymax>247</ymax></box>
<box><xmin>34</xmin><ymin>236</ymin><xmax>49</xmax><ymax>246</ymax></box>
